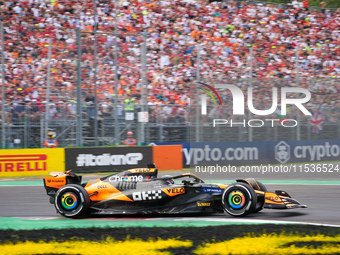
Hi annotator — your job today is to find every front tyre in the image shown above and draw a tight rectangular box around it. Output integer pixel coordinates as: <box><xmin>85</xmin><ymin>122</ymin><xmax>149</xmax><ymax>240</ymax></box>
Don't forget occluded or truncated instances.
<box><xmin>55</xmin><ymin>184</ymin><xmax>90</xmax><ymax>218</ymax></box>
<box><xmin>252</xmin><ymin>181</ymin><xmax>267</xmax><ymax>213</ymax></box>
<box><xmin>244</xmin><ymin>179</ymin><xmax>267</xmax><ymax>213</ymax></box>
<box><xmin>222</xmin><ymin>183</ymin><xmax>256</xmax><ymax>217</ymax></box>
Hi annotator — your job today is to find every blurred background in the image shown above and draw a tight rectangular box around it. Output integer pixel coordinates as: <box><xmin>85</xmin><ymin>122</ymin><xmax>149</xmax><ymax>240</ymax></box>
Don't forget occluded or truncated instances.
<box><xmin>0</xmin><ymin>0</ymin><xmax>339</xmax><ymax>148</ymax></box>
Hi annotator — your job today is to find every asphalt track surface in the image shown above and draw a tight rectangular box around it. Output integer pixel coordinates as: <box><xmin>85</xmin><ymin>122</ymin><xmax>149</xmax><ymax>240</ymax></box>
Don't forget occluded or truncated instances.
<box><xmin>0</xmin><ymin>168</ymin><xmax>340</xmax><ymax>225</ymax></box>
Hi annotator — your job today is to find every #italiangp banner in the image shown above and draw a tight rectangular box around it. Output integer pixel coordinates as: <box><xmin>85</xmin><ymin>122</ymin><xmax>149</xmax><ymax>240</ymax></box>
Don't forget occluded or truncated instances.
<box><xmin>0</xmin><ymin>148</ymin><xmax>65</xmax><ymax>177</ymax></box>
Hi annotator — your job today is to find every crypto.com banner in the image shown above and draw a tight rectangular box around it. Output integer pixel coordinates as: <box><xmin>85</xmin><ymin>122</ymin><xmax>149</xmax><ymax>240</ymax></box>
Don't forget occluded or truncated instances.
<box><xmin>157</xmin><ymin>140</ymin><xmax>340</xmax><ymax>167</ymax></box>
<box><xmin>65</xmin><ymin>147</ymin><xmax>153</xmax><ymax>173</ymax></box>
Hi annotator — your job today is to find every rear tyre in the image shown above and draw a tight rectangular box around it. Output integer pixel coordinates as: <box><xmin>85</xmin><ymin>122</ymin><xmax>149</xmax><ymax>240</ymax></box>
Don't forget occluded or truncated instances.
<box><xmin>55</xmin><ymin>184</ymin><xmax>90</xmax><ymax>218</ymax></box>
<box><xmin>222</xmin><ymin>183</ymin><xmax>256</xmax><ymax>217</ymax></box>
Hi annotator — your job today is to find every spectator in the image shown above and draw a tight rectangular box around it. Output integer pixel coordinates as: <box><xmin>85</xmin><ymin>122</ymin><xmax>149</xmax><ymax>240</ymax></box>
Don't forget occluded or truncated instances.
<box><xmin>12</xmin><ymin>102</ymin><xmax>26</xmax><ymax>123</ymax></box>
<box><xmin>48</xmin><ymin>103</ymin><xmax>59</xmax><ymax>119</ymax></box>
<box><xmin>124</xmin><ymin>131</ymin><xmax>137</xmax><ymax>146</ymax></box>
<box><xmin>0</xmin><ymin>102</ymin><xmax>12</xmax><ymax>124</ymax></box>
<box><xmin>101</xmin><ymin>98</ymin><xmax>113</xmax><ymax>118</ymax></box>
<box><xmin>65</xmin><ymin>100</ymin><xmax>77</xmax><ymax>119</ymax></box>
<box><xmin>292</xmin><ymin>0</ymin><xmax>301</xmax><ymax>9</ymax></box>
<box><xmin>85</xmin><ymin>92</ymin><xmax>95</xmax><ymax>120</ymax></box>
<box><xmin>302</xmin><ymin>0</ymin><xmax>309</xmax><ymax>10</ymax></box>
<box><xmin>44</xmin><ymin>132</ymin><xmax>58</xmax><ymax>148</ymax></box>
<box><xmin>28</xmin><ymin>100</ymin><xmax>41</xmax><ymax>123</ymax></box>
<box><xmin>320</xmin><ymin>1</ymin><xmax>326</xmax><ymax>13</ymax></box>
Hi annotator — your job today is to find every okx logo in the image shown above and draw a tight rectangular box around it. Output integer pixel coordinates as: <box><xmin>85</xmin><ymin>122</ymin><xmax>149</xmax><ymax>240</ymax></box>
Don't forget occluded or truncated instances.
<box><xmin>198</xmin><ymin>82</ymin><xmax>223</xmax><ymax>115</ymax></box>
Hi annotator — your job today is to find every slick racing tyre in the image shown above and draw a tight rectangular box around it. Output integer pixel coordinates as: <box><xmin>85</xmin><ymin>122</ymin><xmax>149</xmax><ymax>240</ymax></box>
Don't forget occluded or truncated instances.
<box><xmin>222</xmin><ymin>183</ymin><xmax>256</xmax><ymax>217</ymax></box>
<box><xmin>54</xmin><ymin>184</ymin><xmax>90</xmax><ymax>218</ymax></box>
<box><xmin>245</xmin><ymin>179</ymin><xmax>267</xmax><ymax>213</ymax></box>
<box><xmin>253</xmin><ymin>181</ymin><xmax>267</xmax><ymax>213</ymax></box>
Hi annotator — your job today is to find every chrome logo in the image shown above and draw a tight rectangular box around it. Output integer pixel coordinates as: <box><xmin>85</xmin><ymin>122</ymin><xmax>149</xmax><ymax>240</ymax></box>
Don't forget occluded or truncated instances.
<box><xmin>228</xmin><ymin>191</ymin><xmax>245</xmax><ymax>209</ymax></box>
<box><xmin>61</xmin><ymin>192</ymin><xmax>78</xmax><ymax>210</ymax></box>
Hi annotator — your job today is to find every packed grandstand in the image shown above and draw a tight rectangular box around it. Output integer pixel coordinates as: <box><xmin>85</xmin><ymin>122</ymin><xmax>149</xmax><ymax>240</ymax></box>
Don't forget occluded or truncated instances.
<box><xmin>1</xmin><ymin>0</ymin><xmax>340</xmax><ymax>125</ymax></box>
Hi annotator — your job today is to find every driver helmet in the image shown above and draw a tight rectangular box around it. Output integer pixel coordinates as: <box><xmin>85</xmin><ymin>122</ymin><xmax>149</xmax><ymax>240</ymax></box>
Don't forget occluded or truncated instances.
<box><xmin>163</xmin><ymin>175</ymin><xmax>174</xmax><ymax>185</ymax></box>
<box><xmin>48</xmin><ymin>132</ymin><xmax>55</xmax><ymax>138</ymax></box>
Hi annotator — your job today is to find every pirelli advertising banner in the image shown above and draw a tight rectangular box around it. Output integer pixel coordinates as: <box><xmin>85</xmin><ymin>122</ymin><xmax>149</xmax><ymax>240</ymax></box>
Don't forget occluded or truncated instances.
<box><xmin>0</xmin><ymin>148</ymin><xmax>65</xmax><ymax>177</ymax></box>
<box><xmin>65</xmin><ymin>147</ymin><xmax>153</xmax><ymax>173</ymax></box>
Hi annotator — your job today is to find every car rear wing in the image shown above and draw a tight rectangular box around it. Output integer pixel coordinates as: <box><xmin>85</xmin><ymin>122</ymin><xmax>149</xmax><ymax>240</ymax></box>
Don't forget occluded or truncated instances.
<box><xmin>43</xmin><ymin>170</ymin><xmax>82</xmax><ymax>200</ymax></box>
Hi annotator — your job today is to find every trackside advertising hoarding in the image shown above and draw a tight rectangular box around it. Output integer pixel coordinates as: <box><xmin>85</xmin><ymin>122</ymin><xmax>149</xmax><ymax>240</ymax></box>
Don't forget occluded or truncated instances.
<box><xmin>0</xmin><ymin>148</ymin><xmax>65</xmax><ymax>177</ymax></box>
<box><xmin>155</xmin><ymin>140</ymin><xmax>340</xmax><ymax>166</ymax></box>
<box><xmin>65</xmin><ymin>147</ymin><xmax>153</xmax><ymax>172</ymax></box>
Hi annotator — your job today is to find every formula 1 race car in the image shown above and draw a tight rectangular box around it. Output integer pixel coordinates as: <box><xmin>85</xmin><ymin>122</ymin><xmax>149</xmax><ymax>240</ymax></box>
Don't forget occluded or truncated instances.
<box><xmin>43</xmin><ymin>164</ymin><xmax>307</xmax><ymax>218</ymax></box>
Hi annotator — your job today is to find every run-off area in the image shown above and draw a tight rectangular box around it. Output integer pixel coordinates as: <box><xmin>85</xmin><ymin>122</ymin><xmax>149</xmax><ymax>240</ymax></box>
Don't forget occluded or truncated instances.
<box><xmin>1</xmin><ymin>225</ymin><xmax>340</xmax><ymax>255</ymax></box>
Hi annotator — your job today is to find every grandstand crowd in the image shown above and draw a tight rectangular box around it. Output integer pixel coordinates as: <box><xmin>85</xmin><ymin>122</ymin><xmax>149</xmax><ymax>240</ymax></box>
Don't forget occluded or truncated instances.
<box><xmin>1</xmin><ymin>0</ymin><xmax>340</xmax><ymax>124</ymax></box>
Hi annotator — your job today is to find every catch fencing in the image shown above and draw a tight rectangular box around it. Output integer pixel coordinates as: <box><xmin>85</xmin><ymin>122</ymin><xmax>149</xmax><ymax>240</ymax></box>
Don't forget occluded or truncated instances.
<box><xmin>1</xmin><ymin>102</ymin><xmax>339</xmax><ymax>148</ymax></box>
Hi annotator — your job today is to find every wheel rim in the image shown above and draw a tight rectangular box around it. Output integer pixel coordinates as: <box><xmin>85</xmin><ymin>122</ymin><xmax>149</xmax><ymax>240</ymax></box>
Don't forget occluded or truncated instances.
<box><xmin>228</xmin><ymin>191</ymin><xmax>246</xmax><ymax>209</ymax></box>
<box><xmin>61</xmin><ymin>192</ymin><xmax>78</xmax><ymax>210</ymax></box>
